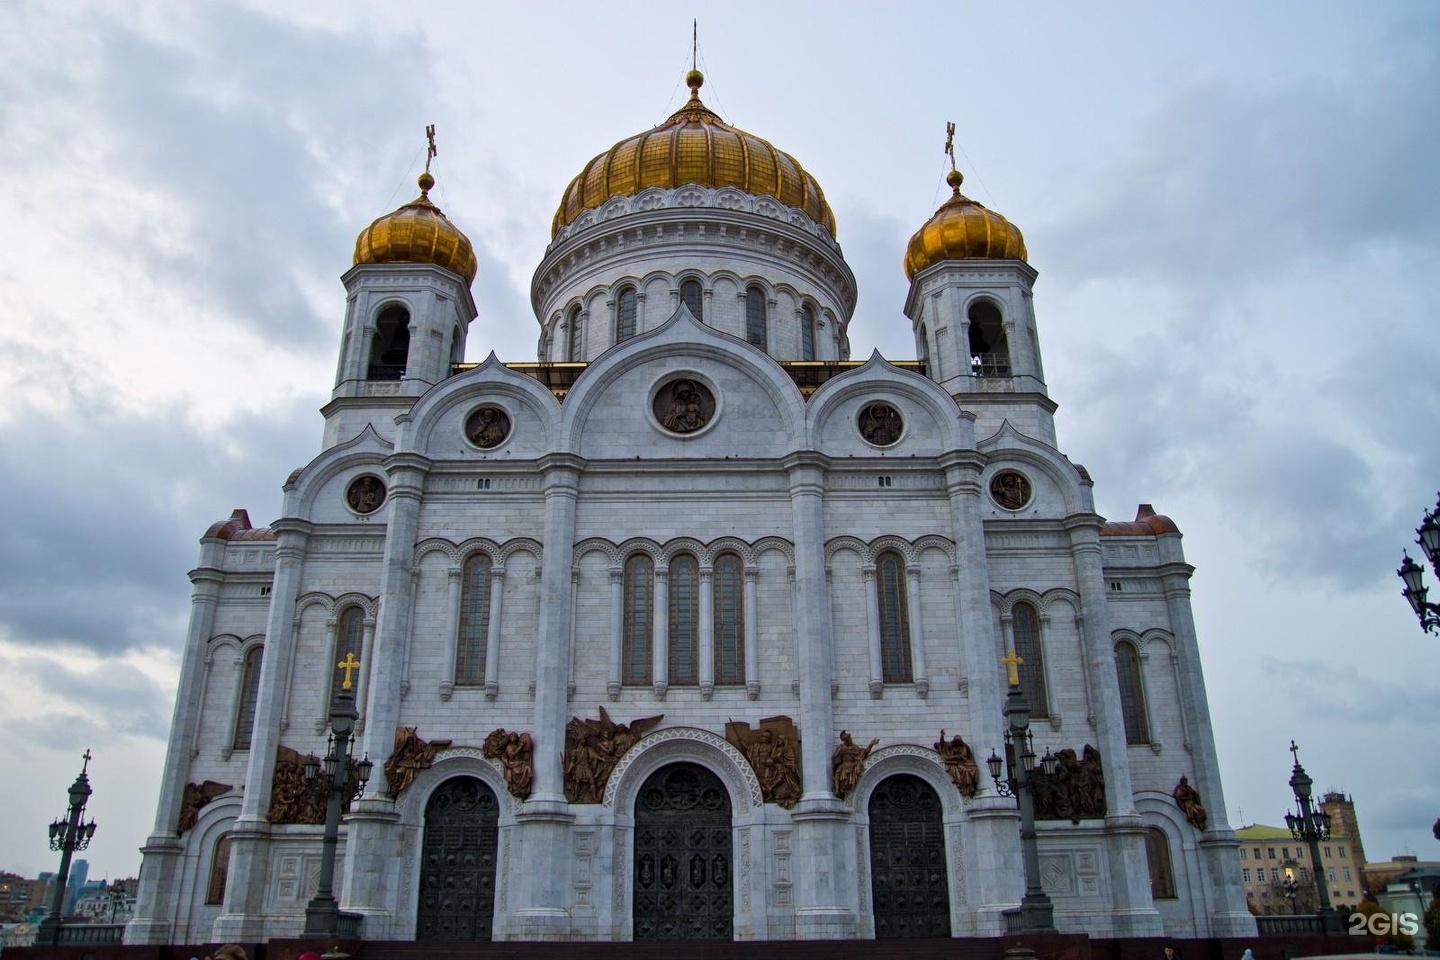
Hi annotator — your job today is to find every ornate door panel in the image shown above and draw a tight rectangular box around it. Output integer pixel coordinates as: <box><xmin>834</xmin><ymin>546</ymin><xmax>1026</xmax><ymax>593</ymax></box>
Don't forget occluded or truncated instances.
<box><xmin>868</xmin><ymin>774</ymin><xmax>950</xmax><ymax>939</ymax></box>
<box><xmin>416</xmin><ymin>776</ymin><xmax>499</xmax><ymax>941</ymax></box>
<box><xmin>633</xmin><ymin>763</ymin><xmax>733</xmax><ymax>941</ymax></box>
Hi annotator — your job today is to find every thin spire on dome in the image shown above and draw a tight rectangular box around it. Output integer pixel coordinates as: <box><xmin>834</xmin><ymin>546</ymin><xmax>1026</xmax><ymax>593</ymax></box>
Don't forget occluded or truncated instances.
<box><xmin>686</xmin><ymin>21</ymin><xmax>704</xmax><ymax>100</ymax></box>
<box><xmin>419</xmin><ymin>124</ymin><xmax>438</xmax><ymax>196</ymax></box>
<box><xmin>943</xmin><ymin>121</ymin><xmax>964</xmax><ymax>196</ymax></box>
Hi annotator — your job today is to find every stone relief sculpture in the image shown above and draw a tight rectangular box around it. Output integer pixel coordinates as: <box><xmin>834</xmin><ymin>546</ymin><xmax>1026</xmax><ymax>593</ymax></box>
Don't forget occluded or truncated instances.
<box><xmin>383</xmin><ymin>726</ymin><xmax>450</xmax><ymax>799</ymax></box>
<box><xmin>483</xmin><ymin>727</ymin><xmax>535</xmax><ymax>799</ymax></box>
<box><xmin>177</xmin><ymin>780</ymin><xmax>234</xmax><ymax>834</ymax></box>
<box><xmin>831</xmin><ymin>729</ymin><xmax>879</xmax><ymax>799</ymax></box>
<box><xmin>653</xmin><ymin>378</ymin><xmax>714</xmax><ymax>433</ymax></box>
<box><xmin>346</xmin><ymin>475</ymin><xmax>386</xmax><ymax>514</ymax></box>
<box><xmin>267</xmin><ymin>744</ymin><xmax>360</xmax><ymax>824</ymax></box>
<box><xmin>934</xmin><ymin>730</ymin><xmax>980</xmax><ymax>798</ymax></box>
<box><xmin>725</xmin><ymin>716</ymin><xmax>802</xmax><ymax>808</ymax></box>
<box><xmin>1172</xmin><ymin>774</ymin><xmax>1208</xmax><ymax>831</ymax></box>
<box><xmin>465</xmin><ymin>406</ymin><xmax>511</xmax><ymax>448</ymax></box>
<box><xmin>858</xmin><ymin>402</ymin><xmax>903</xmax><ymax>446</ymax></box>
<box><xmin>1031</xmin><ymin>743</ymin><xmax>1106</xmax><ymax>823</ymax></box>
<box><xmin>989</xmin><ymin>470</ymin><xmax>1032</xmax><ymax>510</ymax></box>
<box><xmin>563</xmin><ymin>707</ymin><xmax>664</xmax><ymax>803</ymax></box>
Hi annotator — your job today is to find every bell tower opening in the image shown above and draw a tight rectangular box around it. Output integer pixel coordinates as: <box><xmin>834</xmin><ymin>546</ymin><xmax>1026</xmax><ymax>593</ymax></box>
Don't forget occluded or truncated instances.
<box><xmin>368</xmin><ymin>305</ymin><xmax>411</xmax><ymax>381</ymax></box>
<box><xmin>967</xmin><ymin>300</ymin><xmax>1009</xmax><ymax>377</ymax></box>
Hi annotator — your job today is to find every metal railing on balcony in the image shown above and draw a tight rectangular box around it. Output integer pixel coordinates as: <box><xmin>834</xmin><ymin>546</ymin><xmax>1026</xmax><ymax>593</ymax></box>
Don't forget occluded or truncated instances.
<box><xmin>367</xmin><ymin>364</ymin><xmax>405</xmax><ymax>381</ymax></box>
<box><xmin>970</xmin><ymin>353</ymin><xmax>1011</xmax><ymax>377</ymax></box>
<box><xmin>1256</xmin><ymin>914</ymin><xmax>1324</xmax><ymax>936</ymax></box>
<box><xmin>55</xmin><ymin>922</ymin><xmax>125</xmax><ymax>945</ymax></box>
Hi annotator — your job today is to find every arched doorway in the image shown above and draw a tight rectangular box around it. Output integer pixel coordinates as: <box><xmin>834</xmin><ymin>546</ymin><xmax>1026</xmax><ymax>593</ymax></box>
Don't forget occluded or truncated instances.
<box><xmin>416</xmin><ymin>776</ymin><xmax>499</xmax><ymax>941</ymax></box>
<box><xmin>868</xmin><ymin>773</ymin><xmax>950</xmax><ymax>938</ymax></box>
<box><xmin>633</xmin><ymin>762</ymin><xmax>733</xmax><ymax>941</ymax></box>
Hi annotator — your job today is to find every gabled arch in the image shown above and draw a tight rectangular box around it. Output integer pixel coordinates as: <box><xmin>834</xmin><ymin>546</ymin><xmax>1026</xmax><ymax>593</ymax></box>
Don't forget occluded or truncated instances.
<box><xmin>806</xmin><ymin>351</ymin><xmax>967</xmax><ymax>452</ymax></box>
<box><xmin>283</xmin><ymin>423</ymin><xmax>394</xmax><ymax>516</ymax></box>
<box><xmin>603</xmin><ymin>726</ymin><xmax>762</xmax><ymax>813</ymax></box>
<box><xmin>976</xmin><ymin>421</ymin><xmax>1093</xmax><ymax>516</ymax></box>
<box><xmin>398</xmin><ymin>352</ymin><xmax>560</xmax><ymax>455</ymax></box>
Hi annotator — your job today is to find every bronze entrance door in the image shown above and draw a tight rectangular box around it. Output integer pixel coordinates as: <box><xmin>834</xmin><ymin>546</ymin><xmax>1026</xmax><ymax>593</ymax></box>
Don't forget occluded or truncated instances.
<box><xmin>632</xmin><ymin>763</ymin><xmax>733</xmax><ymax>941</ymax></box>
<box><xmin>416</xmin><ymin>776</ymin><xmax>499</xmax><ymax>941</ymax></box>
<box><xmin>868</xmin><ymin>774</ymin><xmax>951</xmax><ymax>938</ymax></box>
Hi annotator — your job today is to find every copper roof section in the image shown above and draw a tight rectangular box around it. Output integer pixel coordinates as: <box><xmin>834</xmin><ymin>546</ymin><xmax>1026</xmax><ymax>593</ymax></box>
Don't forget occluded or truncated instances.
<box><xmin>1100</xmin><ymin>503</ymin><xmax>1181</xmax><ymax>537</ymax></box>
<box><xmin>202</xmin><ymin>508</ymin><xmax>275</xmax><ymax>542</ymax></box>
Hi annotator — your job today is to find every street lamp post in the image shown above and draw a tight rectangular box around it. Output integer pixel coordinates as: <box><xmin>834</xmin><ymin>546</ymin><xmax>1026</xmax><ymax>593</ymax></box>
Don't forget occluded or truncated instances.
<box><xmin>1283</xmin><ymin>740</ymin><xmax>1338</xmax><ymax>934</ymax></box>
<box><xmin>1397</xmin><ymin>493</ymin><xmax>1440</xmax><ymax>633</ymax></box>
<box><xmin>301</xmin><ymin>653</ymin><xmax>373</xmax><ymax>940</ymax></box>
<box><xmin>38</xmin><ymin>750</ymin><xmax>99</xmax><ymax>946</ymax></box>
<box><xmin>1282</xmin><ymin>870</ymin><xmax>1299</xmax><ymax>915</ymax></box>
<box><xmin>987</xmin><ymin>649</ymin><xmax>1059</xmax><ymax>935</ymax></box>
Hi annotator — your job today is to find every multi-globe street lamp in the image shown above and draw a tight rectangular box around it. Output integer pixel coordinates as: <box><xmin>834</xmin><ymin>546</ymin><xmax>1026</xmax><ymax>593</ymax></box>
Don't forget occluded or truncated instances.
<box><xmin>38</xmin><ymin>751</ymin><xmax>99</xmax><ymax>945</ymax></box>
<box><xmin>1396</xmin><ymin>493</ymin><xmax>1440</xmax><ymax>633</ymax></box>
<box><xmin>1282</xmin><ymin>740</ymin><xmax>1338</xmax><ymax>933</ymax></box>
<box><xmin>301</xmin><ymin>653</ymin><xmax>373</xmax><ymax>939</ymax></box>
<box><xmin>986</xmin><ymin>650</ymin><xmax>1059</xmax><ymax>935</ymax></box>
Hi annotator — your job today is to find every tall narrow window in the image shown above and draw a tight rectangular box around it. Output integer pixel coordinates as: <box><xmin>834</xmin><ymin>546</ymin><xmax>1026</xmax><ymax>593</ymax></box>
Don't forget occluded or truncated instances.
<box><xmin>801</xmin><ymin>304</ymin><xmax>816</xmax><ymax>360</ymax></box>
<box><xmin>713</xmin><ymin>552</ymin><xmax>745</xmax><ymax>685</ymax></box>
<box><xmin>876</xmin><ymin>551</ymin><xmax>912</xmax><ymax>682</ymax></box>
<box><xmin>1115</xmin><ymin>640</ymin><xmax>1150</xmax><ymax>743</ymax></box>
<box><xmin>917</xmin><ymin>323</ymin><xmax>930</xmax><ymax>366</ymax></box>
<box><xmin>668</xmin><ymin>554</ymin><xmax>699</xmax><ymax>685</ymax></box>
<box><xmin>232</xmin><ymin>645</ymin><xmax>263</xmax><ymax>750</ymax></box>
<box><xmin>567</xmin><ymin>306</ymin><xmax>583</xmax><ymax>361</ymax></box>
<box><xmin>967</xmin><ymin>300</ymin><xmax>1009</xmax><ymax>376</ymax></box>
<box><xmin>745</xmin><ymin>286</ymin><xmax>767</xmax><ymax>350</ymax></box>
<box><xmin>622</xmin><ymin>554</ymin><xmax>654</xmax><ymax>684</ymax></box>
<box><xmin>680</xmin><ymin>278</ymin><xmax>703</xmax><ymax>321</ymax></box>
<box><xmin>205</xmin><ymin>833</ymin><xmax>232</xmax><ymax>905</ymax></box>
<box><xmin>1145</xmin><ymin>828</ymin><xmax>1177</xmax><ymax>899</ymax></box>
<box><xmin>456</xmin><ymin>554</ymin><xmax>493</xmax><ymax>685</ymax></box>
<box><xmin>368</xmin><ymin>305</ymin><xmax>410</xmax><ymax>381</ymax></box>
<box><xmin>616</xmin><ymin>287</ymin><xmax>638</xmax><ymax>342</ymax></box>
<box><xmin>1011</xmin><ymin>602</ymin><xmax>1048</xmax><ymax>717</ymax></box>
<box><xmin>331</xmin><ymin>607</ymin><xmax>364</xmax><ymax>701</ymax></box>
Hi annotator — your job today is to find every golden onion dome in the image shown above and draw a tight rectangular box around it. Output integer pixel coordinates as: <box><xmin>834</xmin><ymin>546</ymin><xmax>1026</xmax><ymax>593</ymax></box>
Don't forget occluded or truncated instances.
<box><xmin>551</xmin><ymin>70</ymin><xmax>836</xmax><ymax>239</ymax></box>
<box><xmin>354</xmin><ymin>171</ymin><xmax>477</xmax><ymax>284</ymax></box>
<box><xmin>903</xmin><ymin>169</ymin><xmax>1027</xmax><ymax>279</ymax></box>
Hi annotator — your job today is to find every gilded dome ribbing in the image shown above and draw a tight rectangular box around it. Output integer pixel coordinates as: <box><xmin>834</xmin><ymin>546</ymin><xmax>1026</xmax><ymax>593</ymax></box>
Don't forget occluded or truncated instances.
<box><xmin>551</xmin><ymin>70</ymin><xmax>836</xmax><ymax>239</ymax></box>
<box><xmin>903</xmin><ymin>169</ymin><xmax>1026</xmax><ymax>279</ymax></box>
<box><xmin>354</xmin><ymin>172</ymin><xmax>478</xmax><ymax>284</ymax></box>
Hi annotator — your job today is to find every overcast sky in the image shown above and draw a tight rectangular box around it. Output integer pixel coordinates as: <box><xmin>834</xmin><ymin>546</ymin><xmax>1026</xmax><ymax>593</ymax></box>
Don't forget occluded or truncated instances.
<box><xmin>1</xmin><ymin>1</ymin><xmax>1436</xmax><ymax>886</ymax></box>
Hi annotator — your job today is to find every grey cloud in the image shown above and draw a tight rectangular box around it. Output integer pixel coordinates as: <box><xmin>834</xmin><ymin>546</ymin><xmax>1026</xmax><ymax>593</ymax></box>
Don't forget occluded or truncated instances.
<box><xmin>1260</xmin><ymin>658</ymin><xmax>1440</xmax><ymax>726</ymax></box>
<box><xmin>0</xmin><ymin>651</ymin><xmax>173</xmax><ymax>739</ymax></box>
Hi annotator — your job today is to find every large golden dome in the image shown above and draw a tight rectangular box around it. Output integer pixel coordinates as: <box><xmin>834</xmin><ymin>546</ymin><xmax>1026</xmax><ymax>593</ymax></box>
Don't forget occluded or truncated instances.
<box><xmin>354</xmin><ymin>172</ymin><xmax>477</xmax><ymax>284</ymax></box>
<box><xmin>903</xmin><ymin>169</ymin><xmax>1027</xmax><ymax>279</ymax></box>
<box><xmin>551</xmin><ymin>70</ymin><xmax>836</xmax><ymax>239</ymax></box>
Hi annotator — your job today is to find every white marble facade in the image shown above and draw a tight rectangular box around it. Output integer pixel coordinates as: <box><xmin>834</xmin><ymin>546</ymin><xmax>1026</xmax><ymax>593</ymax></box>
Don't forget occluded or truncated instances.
<box><xmin>128</xmin><ymin>101</ymin><xmax>1256</xmax><ymax>946</ymax></box>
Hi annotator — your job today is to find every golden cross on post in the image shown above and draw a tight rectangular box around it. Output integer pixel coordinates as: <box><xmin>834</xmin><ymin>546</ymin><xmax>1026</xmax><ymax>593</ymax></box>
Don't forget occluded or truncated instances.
<box><xmin>1000</xmin><ymin>649</ymin><xmax>1024</xmax><ymax>687</ymax></box>
<box><xmin>692</xmin><ymin>19</ymin><xmax>698</xmax><ymax>72</ymax></box>
<box><xmin>424</xmin><ymin>124</ymin><xmax>437</xmax><ymax>174</ymax></box>
<box><xmin>337</xmin><ymin>652</ymin><xmax>362</xmax><ymax>691</ymax></box>
<box><xmin>944</xmin><ymin>121</ymin><xmax>957</xmax><ymax>173</ymax></box>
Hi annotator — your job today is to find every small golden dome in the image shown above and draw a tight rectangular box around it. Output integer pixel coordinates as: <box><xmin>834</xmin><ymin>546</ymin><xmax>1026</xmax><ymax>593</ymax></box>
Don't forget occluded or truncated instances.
<box><xmin>354</xmin><ymin>172</ymin><xmax>477</xmax><ymax>284</ymax></box>
<box><xmin>552</xmin><ymin>69</ymin><xmax>836</xmax><ymax>239</ymax></box>
<box><xmin>903</xmin><ymin>168</ymin><xmax>1027</xmax><ymax>279</ymax></box>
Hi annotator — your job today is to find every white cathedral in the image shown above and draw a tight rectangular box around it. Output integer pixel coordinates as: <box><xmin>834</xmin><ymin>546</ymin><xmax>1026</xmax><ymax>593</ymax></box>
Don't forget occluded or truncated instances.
<box><xmin>128</xmin><ymin>69</ymin><xmax>1255</xmax><ymax>945</ymax></box>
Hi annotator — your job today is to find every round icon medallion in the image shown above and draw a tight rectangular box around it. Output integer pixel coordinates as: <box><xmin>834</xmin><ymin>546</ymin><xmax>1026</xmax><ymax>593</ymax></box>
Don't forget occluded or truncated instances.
<box><xmin>465</xmin><ymin>406</ymin><xmax>512</xmax><ymax>449</ymax></box>
<box><xmin>652</xmin><ymin>378</ymin><xmax>715</xmax><ymax>434</ymax></box>
<box><xmin>346</xmin><ymin>475</ymin><xmax>386</xmax><ymax>514</ymax></box>
<box><xmin>989</xmin><ymin>470</ymin><xmax>1033</xmax><ymax>510</ymax></box>
<box><xmin>857</xmin><ymin>402</ymin><xmax>904</xmax><ymax>446</ymax></box>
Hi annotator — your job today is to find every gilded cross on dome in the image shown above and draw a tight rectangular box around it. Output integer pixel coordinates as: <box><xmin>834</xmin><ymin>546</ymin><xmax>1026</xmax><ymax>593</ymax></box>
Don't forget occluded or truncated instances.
<box><xmin>1001</xmin><ymin>649</ymin><xmax>1024</xmax><ymax>687</ymax></box>
<box><xmin>944</xmin><ymin>121</ymin><xmax>957</xmax><ymax>172</ymax></box>
<box><xmin>424</xmin><ymin>124</ymin><xmax>437</xmax><ymax>175</ymax></box>
<box><xmin>337</xmin><ymin>651</ymin><xmax>362</xmax><ymax>690</ymax></box>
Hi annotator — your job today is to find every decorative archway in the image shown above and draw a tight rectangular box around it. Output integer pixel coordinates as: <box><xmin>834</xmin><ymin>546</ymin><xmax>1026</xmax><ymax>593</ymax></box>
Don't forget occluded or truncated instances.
<box><xmin>632</xmin><ymin>763</ymin><xmax>733</xmax><ymax>941</ymax></box>
<box><xmin>868</xmin><ymin>773</ymin><xmax>951</xmax><ymax>939</ymax></box>
<box><xmin>416</xmin><ymin>775</ymin><xmax>499</xmax><ymax>941</ymax></box>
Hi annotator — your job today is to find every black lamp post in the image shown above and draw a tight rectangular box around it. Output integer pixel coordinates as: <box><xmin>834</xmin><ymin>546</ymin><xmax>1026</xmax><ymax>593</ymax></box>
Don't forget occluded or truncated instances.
<box><xmin>38</xmin><ymin>750</ymin><xmax>98</xmax><ymax>945</ymax></box>
<box><xmin>987</xmin><ymin>650</ymin><xmax>1059</xmax><ymax>935</ymax></box>
<box><xmin>1397</xmin><ymin>493</ymin><xmax>1440</xmax><ymax>633</ymax></box>
<box><xmin>302</xmin><ymin>655</ymin><xmax>373</xmax><ymax>939</ymax></box>
<box><xmin>1282</xmin><ymin>870</ymin><xmax>1299</xmax><ymax>914</ymax></box>
<box><xmin>1282</xmin><ymin>740</ymin><xmax>1337</xmax><ymax>933</ymax></box>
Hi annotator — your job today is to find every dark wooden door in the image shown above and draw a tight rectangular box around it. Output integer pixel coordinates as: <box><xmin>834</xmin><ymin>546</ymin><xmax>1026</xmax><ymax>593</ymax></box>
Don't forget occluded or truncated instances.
<box><xmin>416</xmin><ymin>776</ymin><xmax>499</xmax><ymax>941</ymax></box>
<box><xmin>633</xmin><ymin>763</ymin><xmax>733</xmax><ymax>941</ymax></box>
<box><xmin>868</xmin><ymin>774</ymin><xmax>951</xmax><ymax>938</ymax></box>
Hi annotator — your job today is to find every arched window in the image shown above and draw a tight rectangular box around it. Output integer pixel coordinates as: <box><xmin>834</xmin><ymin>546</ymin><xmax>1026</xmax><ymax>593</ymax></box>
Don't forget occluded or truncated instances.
<box><xmin>917</xmin><ymin>323</ymin><xmax>930</xmax><ymax>367</ymax></box>
<box><xmin>1116</xmin><ymin>640</ymin><xmax>1150</xmax><ymax>744</ymax></box>
<box><xmin>745</xmin><ymin>286</ymin><xmax>767</xmax><ymax>350</ymax></box>
<box><xmin>713</xmin><ymin>552</ymin><xmax>745</xmax><ymax>685</ymax></box>
<box><xmin>616</xmin><ymin>287</ymin><xmax>638</xmax><ymax>343</ymax></box>
<box><xmin>801</xmin><ymin>304</ymin><xmax>817</xmax><ymax>360</ymax></box>
<box><xmin>622</xmin><ymin>554</ymin><xmax>654</xmax><ymax>684</ymax></box>
<box><xmin>680</xmin><ymin>278</ymin><xmax>703</xmax><ymax>321</ymax></box>
<box><xmin>668</xmin><ymin>554</ymin><xmax>699</xmax><ymax>685</ymax></box>
<box><xmin>1011</xmin><ymin>602</ymin><xmax>1048</xmax><ymax>717</ymax></box>
<box><xmin>456</xmin><ymin>554</ymin><xmax>493</xmax><ymax>685</ymax></box>
<box><xmin>450</xmin><ymin>326</ymin><xmax>465</xmax><ymax>365</ymax></box>
<box><xmin>567</xmin><ymin>306</ymin><xmax>583</xmax><ymax>361</ymax></box>
<box><xmin>205</xmin><ymin>833</ymin><xmax>232</xmax><ymax>905</ymax></box>
<box><xmin>331</xmin><ymin>607</ymin><xmax>365</xmax><ymax>701</ymax></box>
<box><xmin>1145</xmin><ymin>827</ymin><xmax>1177</xmax><ymax>899</ymax></box>
<box><xmin>232</xmin><ymin>645</ymin><xmax>263</xmax><ymax>750</ymax></box>
<box><xmin>876</xmin><ymin>551</ymin><xmax>912</xmax><ymax>682</ymax></box>
<box><xmin>967</xmin><ymin>300</ymin><xmax>1009</xmax><ymax>377</ymax></box>
<box><xmin>368</xmin><ymin>305</ymin><xmax>410</xmax><ymax>381</ymax></box>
